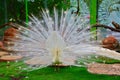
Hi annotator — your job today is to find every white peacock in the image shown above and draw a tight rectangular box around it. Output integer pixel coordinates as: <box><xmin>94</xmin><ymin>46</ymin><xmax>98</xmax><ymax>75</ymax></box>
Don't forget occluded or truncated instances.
<box><xmin>5</xmin><ymin>8</ymin><xmax>120</xmax><ymax>71</ymax></box>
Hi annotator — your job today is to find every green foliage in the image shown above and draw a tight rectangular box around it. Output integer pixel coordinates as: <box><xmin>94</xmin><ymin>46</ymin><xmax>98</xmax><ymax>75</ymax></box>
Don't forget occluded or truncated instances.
<box><xmin>0</xmin><ymin>0</ymin><xmax>70</xmax><ymax>37</ymax></box>
<box><xmin>0</xmin><ymin>0</ymin><xmax>70</xmax><ymax>24</ymax></box>
<box><xmin>28</xmin><ymin>0</ymin><xmax>70</xmax><ymax>17</ymax></box>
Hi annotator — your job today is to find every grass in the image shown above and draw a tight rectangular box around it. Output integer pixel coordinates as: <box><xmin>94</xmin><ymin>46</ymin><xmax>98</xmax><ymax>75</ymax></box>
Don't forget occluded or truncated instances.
<box><xmin>0</xmin><ymin>57</ymin><xmax>120</xmax><ymax>80</ymax></box>
<box><xmin>21</xmin><ymin>66</ymin><xmax>120</xmax><ymax>80</ymax></box>
<box><xmin>1</xmin><ymin>65</ymin><xmax>120</xmax><ymax>80</ymax></box>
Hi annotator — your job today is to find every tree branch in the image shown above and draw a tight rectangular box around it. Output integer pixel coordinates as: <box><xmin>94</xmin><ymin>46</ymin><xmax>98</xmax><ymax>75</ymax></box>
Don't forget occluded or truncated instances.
<box><xmin>0</xmin><ymin>22</ymin><xmax>18</xmax><ymax>29</ymax></box>
<box><xmin>92</xmin><ymin>24</ymin><xmax>120</xmax><ymax>32</ymax></box>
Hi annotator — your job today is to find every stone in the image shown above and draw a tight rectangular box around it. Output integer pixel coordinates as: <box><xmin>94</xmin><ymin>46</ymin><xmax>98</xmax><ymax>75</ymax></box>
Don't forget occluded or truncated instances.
<box><xmin>102</xmin><ymin>36</ymin><xmax>119</xmax><ymax>50</ymax></box>
<box><xmin>4</xmin><ymin>27</ymin><xmax>18</xmax><ymax>40</ymax></box>
<box><xmin>0</xmin><ymin>55</ymin><xmax>22</xmax><ymax>61</ymax></box>
<box><xmin>0</xmin><ymin>41</ymin><xmax>4</xmax><ymax>48</ymax></box>
<box><xmin>25</xmin><ymin>57</ymin><xmax>69</xmax><ymax>67</ymax></box>
<box><xmin>25</xmin><ymin>57</ymin><xmax>49</xmax><ymax>65</ymax></box>
<box><xmin>0</xmin><ymin>52</ymin><xmax>9</xmax><ymax>56</ymax></box>
<box><xmin>87</xmin><ymin>63</ymin><xmax>120</xmax><ymax>75</ymax></box>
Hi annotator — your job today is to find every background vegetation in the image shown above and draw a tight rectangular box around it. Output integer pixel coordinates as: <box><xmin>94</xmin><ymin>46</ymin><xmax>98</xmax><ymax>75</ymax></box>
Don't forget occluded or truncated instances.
<box><xmin>0</xmin><ymin>0</ymin><xmax>104</xmax><ymax>37</ymax></box>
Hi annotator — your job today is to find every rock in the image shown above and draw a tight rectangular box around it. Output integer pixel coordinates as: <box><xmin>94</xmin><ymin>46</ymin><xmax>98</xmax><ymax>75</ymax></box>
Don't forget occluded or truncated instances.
<box><xmin>0</xmin><ymin>55</ymin><xmax>22</xmax><ymax>61</ymax></box>
<box><xmin>102</xmin><ymin>36</ymin><xmax>119</xmax><ymax>50</ymax></box>
<box><xmin>25</xmin><ymin>57</ymin><xmax>49</xmax><ymax>65</ymax></box>
<box><xmin>87</xmin><ymin>63</ymin><xmax>120</xmax><ymax>75</ymax></box>
<box><xmin>0</xmin><ymin>41</ymin><xmax>4</xmax><ymax>48</ymax></box>
<box><xmin>0</xmin><ymin>52</ymin><xmax>9</xmax><ymax>56</ymax></box>
<box><xmin>25</xmin><ymin>60</ymin><xmax>43</xmax><ymax>65</ymax></box>
<box><xmin>3</xmin><ymin>28</ymin><xmax>18</xmax><ymax>40</ymax></box>
<box><xmin>25</xmin><ymin>57</ymin><xmax>69</xmax><ymax>67</ymax></box>
<box><xmin>3</xmin><ymin>27</ymin><xmax>18</xmax><ymax>46</ymax></box>
<box><xmin>0</xmin><ymin>41</ymin><xmax>5</xmax><ymax>51</ymax></box>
